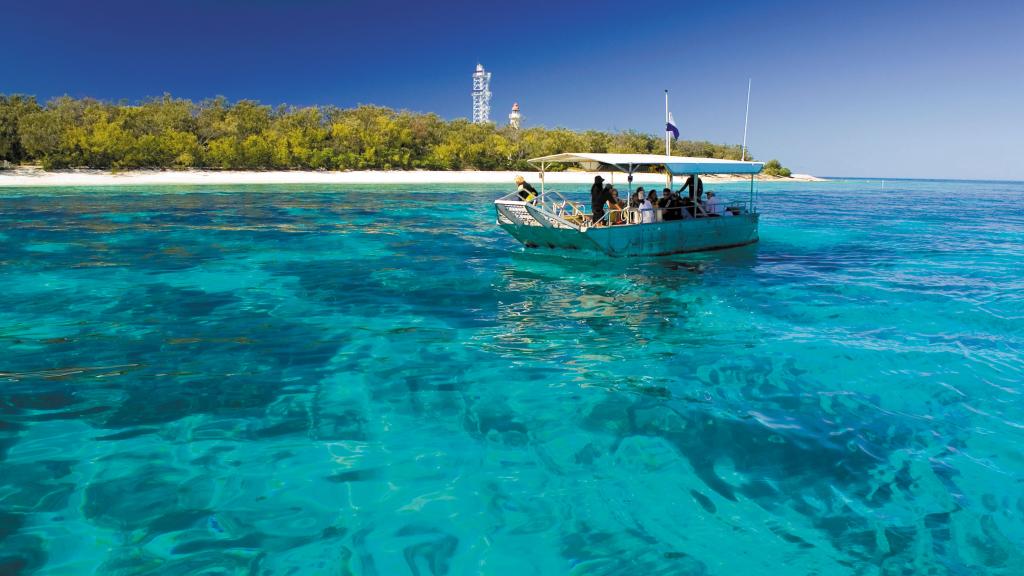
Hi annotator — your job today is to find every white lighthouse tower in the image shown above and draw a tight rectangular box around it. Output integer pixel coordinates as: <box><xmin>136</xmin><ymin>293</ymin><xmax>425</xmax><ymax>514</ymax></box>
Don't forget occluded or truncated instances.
<box><xmin>471</xmin><ymin>63</ymin><xmax>492</xmax><ymax>124</ymax></box>
<box><xmin>508</xmin><ymin>102</ymin><xmax>521</xmax><ymax>129</ymax></box>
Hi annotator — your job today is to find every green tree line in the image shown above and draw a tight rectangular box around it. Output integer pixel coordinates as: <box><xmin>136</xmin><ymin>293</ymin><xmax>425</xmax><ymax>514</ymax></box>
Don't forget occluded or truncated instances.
<box><xmin>0</xmin><ymin>94</ymin><xmax>790</xmax><ymax>173</ymax></box>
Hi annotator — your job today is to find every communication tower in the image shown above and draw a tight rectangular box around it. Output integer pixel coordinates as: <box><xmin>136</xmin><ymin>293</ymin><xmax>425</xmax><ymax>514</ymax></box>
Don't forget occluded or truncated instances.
<box><xmin>472</xmin><ymin>63</ymin><xmax>492</xmax><ymax>124</ymax></box>
<box><xmin>508</xmin><ymin>102</ymin><xmax>521</xmax><ymax>129</ymax></box>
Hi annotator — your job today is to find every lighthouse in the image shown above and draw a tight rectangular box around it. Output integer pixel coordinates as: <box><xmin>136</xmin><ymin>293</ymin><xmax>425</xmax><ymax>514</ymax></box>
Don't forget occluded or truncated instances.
<box><xmin>508</xmin><ymin>102</ymin><xmax>521</xmax><ymax>129</ymax></box>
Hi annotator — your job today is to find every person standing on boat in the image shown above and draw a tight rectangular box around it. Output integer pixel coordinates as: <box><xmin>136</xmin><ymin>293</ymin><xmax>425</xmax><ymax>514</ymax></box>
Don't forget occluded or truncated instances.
<box><xmin>590</xmin><ymin>175</ymin><xmax>607</xmax><ymax>225</ymax></box>
<box><xmin>678</xmin><ymin>175</ymin><xmax>704</xmax><ymax>202</ymax></box>
<box><xmin>514</xmin><ymin>175</ymin><xmax>538</xmax><ymax>202</ymax></box>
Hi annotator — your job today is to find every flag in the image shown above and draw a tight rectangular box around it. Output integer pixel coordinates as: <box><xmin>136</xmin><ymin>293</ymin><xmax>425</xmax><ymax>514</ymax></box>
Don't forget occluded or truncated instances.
<box><xmin>666</xmin><ymin>112</ymin><xmax>679</xmax><ymax>141</ymax></box>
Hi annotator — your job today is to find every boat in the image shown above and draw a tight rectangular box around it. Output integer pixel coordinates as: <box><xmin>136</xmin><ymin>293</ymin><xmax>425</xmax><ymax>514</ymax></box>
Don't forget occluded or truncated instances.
<box><xmin>494</xmin><ymin>152</ymin><xmax>765</xmax><ymax>257</ymax></box>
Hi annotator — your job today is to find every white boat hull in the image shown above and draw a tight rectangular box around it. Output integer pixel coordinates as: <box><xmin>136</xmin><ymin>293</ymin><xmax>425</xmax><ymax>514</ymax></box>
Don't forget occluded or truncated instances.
<box><xmin>497</xmin><ymin>207</ymin><xmax>759</xmax><ymax>257</ymax></box>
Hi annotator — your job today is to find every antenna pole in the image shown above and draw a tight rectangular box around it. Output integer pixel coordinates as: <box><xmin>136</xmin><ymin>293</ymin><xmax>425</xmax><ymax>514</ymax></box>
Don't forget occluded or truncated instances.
<box><xmin>741</xmin><ymin>78</ymin><xmax>751</xmax><ymax>161</ymax></box>
<box><xmin>472</xmin><ymin>64</ymin><xmax>492</xmax><ymax>124</ymax></box>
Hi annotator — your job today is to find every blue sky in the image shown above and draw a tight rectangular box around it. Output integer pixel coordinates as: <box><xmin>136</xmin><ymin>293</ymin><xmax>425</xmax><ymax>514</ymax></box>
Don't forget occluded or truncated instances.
<box><xmin>5</xmin><ymin>0</ymin><xmax>1023</xmax><ymax>179</ymax></box>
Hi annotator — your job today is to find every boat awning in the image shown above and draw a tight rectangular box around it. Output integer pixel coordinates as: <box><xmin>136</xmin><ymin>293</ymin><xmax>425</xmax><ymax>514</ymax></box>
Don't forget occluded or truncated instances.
<box><xmin>528</xmin><ymin>152</ymin><xmax>764</xmax><ymax>175</ymax></box>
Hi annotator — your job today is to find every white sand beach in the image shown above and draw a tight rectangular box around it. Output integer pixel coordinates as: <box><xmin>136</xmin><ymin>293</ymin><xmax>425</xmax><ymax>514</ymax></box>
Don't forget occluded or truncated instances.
<box><xmin>0</xmin><ymin>167</ymin><xmax>825</xmax><ymax>188</ymax></box>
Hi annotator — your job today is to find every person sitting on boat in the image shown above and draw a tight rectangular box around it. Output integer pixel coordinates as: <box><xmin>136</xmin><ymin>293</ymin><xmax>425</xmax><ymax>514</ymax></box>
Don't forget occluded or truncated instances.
<box><xmin>646</xmin><ymin>190</ymin><xmax>661</xmax><ymax>222</ymax></box>
<box><xmin>704</xmin><ymin>191</ymin><xmax>720</xmax><ymax>216</ymax></box>
<box><xmin>672</xmin><ymin>189</ymin><xmax>686</xmax><ymax>220</ymax></box>
<box><xmin>608</xmin><ymin>188</ymin><xmax>626</xmax><ymax>225</ymax></box>
<box><xmin>590</xmin><ymin>176</ymin><xmax>607</xmax><ymax>225</ymax></box>
<box><xmin>694</xmin><ymin>188</ymin><xmax>712</xmax><ymax>217</ymax></box>
<box><xmin>514</xmin><ymin>175</ymin><xmax>538</xmax><ymax>202</ymax></box>
<box><xmin>640</xmin><ymin>193</ymin><xmax>655</xmax><ymax>224</ymax></box>
<box><xmin>659</xmin><ymin>190</ymin><xmax>675</xmax><ymax>222</ymax></box>
<box><xmin>629</xmin><ymin>187</ymin><xmax>645</xmax><ymax>209</ymax></box>
<box><xmin>620</xmin><ymin>187</ymin><xmax>643</xmax><ymax>223</ymax></box>
<box><xmin>680</xmin><ymin>193</ymin><xmax>696</xmax><ymax>219</ymax></box>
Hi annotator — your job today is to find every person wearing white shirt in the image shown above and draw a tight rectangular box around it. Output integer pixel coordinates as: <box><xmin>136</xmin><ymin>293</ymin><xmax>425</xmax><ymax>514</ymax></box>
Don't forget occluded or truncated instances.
<box><xmin>704</xmin><ymin>191</ymin><xmax>720</xmax><ymax>216</ymax></box>
<box><xmin>640</xmin><ymin>196</ymin><xmax>655</xmax><ymax>223</ymax></box>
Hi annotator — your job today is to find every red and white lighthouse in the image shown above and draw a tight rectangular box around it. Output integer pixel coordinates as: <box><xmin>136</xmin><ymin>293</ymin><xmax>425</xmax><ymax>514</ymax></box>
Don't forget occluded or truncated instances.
<box><xmin>508</xmin><ymin>102</ymin><xmax>521</xmax><ymax>129</ymax></box>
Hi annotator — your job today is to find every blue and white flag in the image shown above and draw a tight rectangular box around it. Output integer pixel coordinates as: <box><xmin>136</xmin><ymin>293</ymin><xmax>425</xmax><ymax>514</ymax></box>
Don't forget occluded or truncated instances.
<box><xmin>666</xmin><ymin>112</ymin><xmax>679</xmax><ymax>140</ymax></box>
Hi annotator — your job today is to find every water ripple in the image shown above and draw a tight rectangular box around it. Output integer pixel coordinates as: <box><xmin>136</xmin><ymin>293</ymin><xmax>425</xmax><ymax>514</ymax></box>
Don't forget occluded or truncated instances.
<box><xmin>0</xmin><ymin>180</ymin><xmax>1022</xmax><ymax>574</ymax></box>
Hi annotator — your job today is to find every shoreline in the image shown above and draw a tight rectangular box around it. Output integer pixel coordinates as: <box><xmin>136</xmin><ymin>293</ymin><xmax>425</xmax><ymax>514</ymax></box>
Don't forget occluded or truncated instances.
<box><xmin>0</xmin><ymin>167</ymin><xmax>825</xmax><ymax>188</ymax></box>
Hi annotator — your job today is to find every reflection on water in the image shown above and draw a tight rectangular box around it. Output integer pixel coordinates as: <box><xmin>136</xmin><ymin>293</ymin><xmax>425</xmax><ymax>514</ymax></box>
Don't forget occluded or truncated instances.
<box><xmin>0</xmin><ymin>180</ymin><xmax>1023</xmax><ymax>575</ymax></box>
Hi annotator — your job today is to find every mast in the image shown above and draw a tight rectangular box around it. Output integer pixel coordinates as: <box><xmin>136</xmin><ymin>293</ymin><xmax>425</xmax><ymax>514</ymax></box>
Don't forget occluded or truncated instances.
<box><xmin>741</xmin><ymin>79</ymin><xmax>751</xmax><ymax>161</ymax></box>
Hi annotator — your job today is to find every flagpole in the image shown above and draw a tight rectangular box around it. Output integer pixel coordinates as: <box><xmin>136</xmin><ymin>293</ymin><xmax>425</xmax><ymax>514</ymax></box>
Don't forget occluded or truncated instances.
<box><xmin>664</xmin><ymin>90</ymin><xmax>670</xmax><ymax>156</ymax></box>
<box><xmin>665</xmin><ymin>90</ymin><xmax>672</xmax><ymax>189</ymax></box>
<box><xmin>741</xmin><ymin>78</ymin><xmax>751</xmax><ymax>161</ymax></box>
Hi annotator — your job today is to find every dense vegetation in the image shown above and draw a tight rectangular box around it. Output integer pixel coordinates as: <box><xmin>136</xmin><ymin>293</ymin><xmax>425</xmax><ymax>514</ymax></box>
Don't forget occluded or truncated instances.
<box><xmin>761</xmin><ymin>159</ymin><xmax>792</xmax><ymax>177</ymax></box>
<box><xmin>0</xmin><ymin>94</ymin><xmax>790</xmax><ymax>174</ymax></box>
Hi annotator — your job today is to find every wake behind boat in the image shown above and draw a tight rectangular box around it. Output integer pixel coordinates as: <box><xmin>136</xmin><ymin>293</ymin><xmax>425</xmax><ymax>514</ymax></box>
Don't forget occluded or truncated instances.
<box><xmin>495</xmin><ymin>153</ymin><xmax>764</xmax><ymax>257</ymax></box>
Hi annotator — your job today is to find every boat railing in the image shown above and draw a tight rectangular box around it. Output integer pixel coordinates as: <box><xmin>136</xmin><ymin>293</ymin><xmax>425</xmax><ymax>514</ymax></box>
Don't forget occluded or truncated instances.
<box><xmin>594</xmin><ymin>208</ymin><xmax>641</xmax><ymax>226</ymax></box>
<box><xmin>496</xmin><ymin>190</ymin><xmax>571</xmax><ymax>213</ymax></box>
<box><xmin>496</xmin><ymin>189</ymin><xmax>586</xmax><ymax>225</ymax></box>
<box><xmin>497</xmin><ymin>188</ymin><xmax>756</xmax><ymax>228</ymax></box>
<box><xmin>495</xmin><ymin>190</ymin><xmax>528</xmax><ymax>203</ymax></box>
<box><xmin>594</xmin><ymin>198</ymin><xmax>757</xmax><ymax>225</ymax></box>
<box><xmin>720</xmin><ymin>198</ymin><xmax>757</xmax><ymax>217</ymax></box>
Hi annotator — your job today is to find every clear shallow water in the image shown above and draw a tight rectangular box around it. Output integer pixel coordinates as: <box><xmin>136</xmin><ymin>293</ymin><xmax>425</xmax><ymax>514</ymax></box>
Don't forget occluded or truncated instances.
<box><xmin>0</xmin><ymin>178</ymin><xmax>1022</xmax><ymax>575</ymax></box>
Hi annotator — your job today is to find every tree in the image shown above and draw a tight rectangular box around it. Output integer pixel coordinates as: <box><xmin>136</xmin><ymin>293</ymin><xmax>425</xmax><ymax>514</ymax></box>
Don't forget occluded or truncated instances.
<box><xmin>762</xmin><ymin>159</ymin><xmax>792</xmax><ymax>177</ymax></box>
<box><xmin>0</xmin><ymin>95</ymin><xmax>42</xmax><ymax>164</ymax></box>
<box><xmin>0</xmin><ymin>92</ymin><xmax>787</xmax><ymax>172</ymax></box>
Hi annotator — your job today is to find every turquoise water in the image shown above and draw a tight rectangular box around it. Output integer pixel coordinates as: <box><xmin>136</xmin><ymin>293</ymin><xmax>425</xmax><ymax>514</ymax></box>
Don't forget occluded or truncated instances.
<box><xmin>0</xmin><ymin>179</ymin><xmax>1022</xmax><ymax>575</ymax></box>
